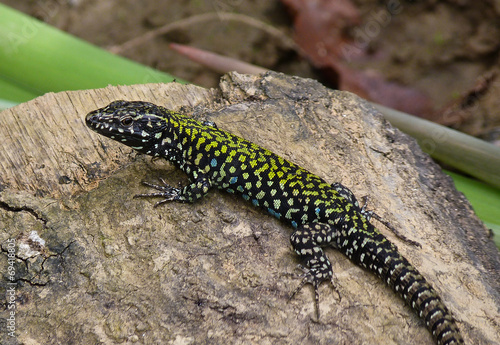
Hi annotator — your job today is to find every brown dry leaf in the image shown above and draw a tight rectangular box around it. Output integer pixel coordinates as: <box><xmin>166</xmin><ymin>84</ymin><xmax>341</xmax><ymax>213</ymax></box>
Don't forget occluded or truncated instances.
<box><xmin>281</xmin><ymin>0</ymin><xmax>361</xmax><ymax>62</ymax></box>
<box><xmin>281</xmin><ymin>0</ymin><xmax>434</xmax><ymax>116</ymax></box>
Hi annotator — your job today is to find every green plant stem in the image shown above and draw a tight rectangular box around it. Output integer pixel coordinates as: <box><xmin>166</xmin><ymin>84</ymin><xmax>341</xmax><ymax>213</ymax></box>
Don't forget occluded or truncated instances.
<box><xmin>0</xmin><ymin>4</ymin><xmax>180</xmax><ymax>103</ymax></box>
<box><xmin>373</xmin><ymin>104</ymin><xmax>500</xmax><ymax>189</ymax></box>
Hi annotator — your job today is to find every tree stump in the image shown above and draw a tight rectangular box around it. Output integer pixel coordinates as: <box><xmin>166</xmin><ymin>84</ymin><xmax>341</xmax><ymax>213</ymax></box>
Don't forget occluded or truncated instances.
<box><xmin>1</xmin><ymin>72</ymin><xmax>498</xmax><ymax>344</ymax></box>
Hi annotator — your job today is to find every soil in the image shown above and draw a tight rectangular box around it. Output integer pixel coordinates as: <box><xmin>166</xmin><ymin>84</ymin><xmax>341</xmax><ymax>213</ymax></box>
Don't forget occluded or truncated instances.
<box><xmin>2</xmin><ymin>0</ymin><xmax>500</xmax><ymax>139</ymax></box>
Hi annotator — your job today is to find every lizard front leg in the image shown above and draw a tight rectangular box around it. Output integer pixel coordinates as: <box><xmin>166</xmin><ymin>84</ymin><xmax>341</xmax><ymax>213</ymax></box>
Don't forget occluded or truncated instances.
<box><xmin>135</xmin><ymin>175</ymin><xmax>213</xmax><ymax>207</ymax></box>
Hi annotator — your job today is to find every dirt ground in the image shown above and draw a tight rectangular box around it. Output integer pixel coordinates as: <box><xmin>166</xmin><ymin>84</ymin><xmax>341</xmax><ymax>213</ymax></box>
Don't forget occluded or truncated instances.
<box><xmin>2</xmin><ymin>0</ymin><xmax>500</xmax><ymax>140</ymax></box>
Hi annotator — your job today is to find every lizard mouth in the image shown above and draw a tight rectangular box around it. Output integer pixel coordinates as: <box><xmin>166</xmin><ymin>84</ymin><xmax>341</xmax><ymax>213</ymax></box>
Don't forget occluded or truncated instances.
<box><xmin>85</xmin><ymin>110</ymin><xmax>118</xmax><ymax>137</ymax></box>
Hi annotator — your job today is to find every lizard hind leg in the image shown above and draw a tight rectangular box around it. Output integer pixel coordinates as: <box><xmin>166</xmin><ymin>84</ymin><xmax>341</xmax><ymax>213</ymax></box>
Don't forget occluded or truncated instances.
<box><xmin>331</xmin><ymin>182</ymin><xmax>420</xmax><ymax>248</ymax></box>
<box><xmin>290</xmin><ymin>223</ymin><xmax>339</xmax><ymax>318</ymax></box>
<box><xmin>359</xmin><ymin>196</ymin><xmax>421</xmax><ymax>248</ymax></box>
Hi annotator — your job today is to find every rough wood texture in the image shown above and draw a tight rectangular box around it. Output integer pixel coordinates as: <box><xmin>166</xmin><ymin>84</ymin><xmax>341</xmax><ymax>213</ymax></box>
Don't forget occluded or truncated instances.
<box><xmin>1</xmin><ymin>72</ymin><xmax>498</xmax><ymax>345</ymax></box>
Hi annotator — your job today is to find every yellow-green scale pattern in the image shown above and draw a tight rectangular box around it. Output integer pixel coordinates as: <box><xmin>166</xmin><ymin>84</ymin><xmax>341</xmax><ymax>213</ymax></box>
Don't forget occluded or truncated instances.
<box><xmin>86</xmin><ymin>100</ymin><xmax>464</xmax><ymax>345</ymax></box>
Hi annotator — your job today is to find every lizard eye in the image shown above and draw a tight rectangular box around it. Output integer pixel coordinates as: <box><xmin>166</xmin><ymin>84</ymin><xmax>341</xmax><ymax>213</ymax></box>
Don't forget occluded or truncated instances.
<box><xmin>120</xmin><ymin>116</ymin><xmax>133</xmax><ymax>127</ymax></box>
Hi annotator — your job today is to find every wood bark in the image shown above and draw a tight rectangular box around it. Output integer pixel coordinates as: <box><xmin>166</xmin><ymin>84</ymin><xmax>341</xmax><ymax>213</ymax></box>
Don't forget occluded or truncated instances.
<box><xmin>1</xmin><ymin>72</ymin><xmax>498</xmax><ymax>344</ymax></box>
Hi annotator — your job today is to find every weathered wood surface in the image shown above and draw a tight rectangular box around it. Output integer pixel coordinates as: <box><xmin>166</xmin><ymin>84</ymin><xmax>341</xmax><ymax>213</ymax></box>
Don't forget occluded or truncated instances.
<box><xmin>0</xmin><ymin>72</ymin><xmax>498</xmax><ymax>345</ymax></box>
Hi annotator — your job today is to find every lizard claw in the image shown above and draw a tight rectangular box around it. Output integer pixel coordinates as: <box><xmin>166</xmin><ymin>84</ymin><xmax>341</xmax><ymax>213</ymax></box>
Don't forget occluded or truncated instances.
<box><xmin>133</xmin><ymin>180</ymin><xmax>181</xmax><ymax>206</ymax></box>
<box><xmin>289</xmin><ymin>265</ymin><xmax>339</xmax><ymax>320</ymax></box>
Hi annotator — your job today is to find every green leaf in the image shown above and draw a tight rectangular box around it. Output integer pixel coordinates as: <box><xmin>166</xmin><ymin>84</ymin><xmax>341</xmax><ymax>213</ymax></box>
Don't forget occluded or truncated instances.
<box><xmin>0</xmin><ymin>76</ymin><xmax>37</xmax><ymax>104</ymax></box>
<box><xmin>446</xmin><ymin>171</ymin><xmax>500</xmax><ymax>249</ymax></box>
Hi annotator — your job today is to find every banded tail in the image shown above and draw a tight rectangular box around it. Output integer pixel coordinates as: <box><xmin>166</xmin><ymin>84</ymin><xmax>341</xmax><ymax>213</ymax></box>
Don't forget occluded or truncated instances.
<box><xmin>364</xmin><ymin>236</ymin><xmax>464</xmax><ymax>344</ymax></box>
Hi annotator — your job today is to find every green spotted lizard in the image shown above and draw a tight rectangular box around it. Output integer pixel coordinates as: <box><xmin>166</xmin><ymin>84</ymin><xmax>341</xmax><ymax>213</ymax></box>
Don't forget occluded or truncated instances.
<box><xmin>85</xmin><ymin>100</ymin><xmax>464</xmax><ymax>345</ymax></box>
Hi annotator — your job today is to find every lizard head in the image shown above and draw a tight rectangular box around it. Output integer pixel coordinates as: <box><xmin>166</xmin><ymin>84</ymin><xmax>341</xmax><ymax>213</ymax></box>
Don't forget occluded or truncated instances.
<box><xmin>85</xmin><ymin>100</ymin><xmax>170</xmax><ymax>155</ymax></box>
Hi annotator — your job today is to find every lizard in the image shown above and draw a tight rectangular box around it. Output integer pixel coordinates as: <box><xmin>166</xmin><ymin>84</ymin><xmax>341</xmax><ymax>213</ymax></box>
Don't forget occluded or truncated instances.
<box><xmin>85</xmin><ymin>100</ymin><xmax>464</xmax><ymax>345</ymax></box>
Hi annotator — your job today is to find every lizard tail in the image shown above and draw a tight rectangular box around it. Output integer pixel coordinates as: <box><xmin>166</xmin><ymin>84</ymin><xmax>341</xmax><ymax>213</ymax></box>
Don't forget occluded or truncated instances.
<box><xmin>348</xmin><ymin>227</ymin><xmax>464</xmax><ymax>344</ymax></box>
<box><xmin>380</xmin><ymin>248</ymin><xmax>464</xmax><ymax>345</ymax></box>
